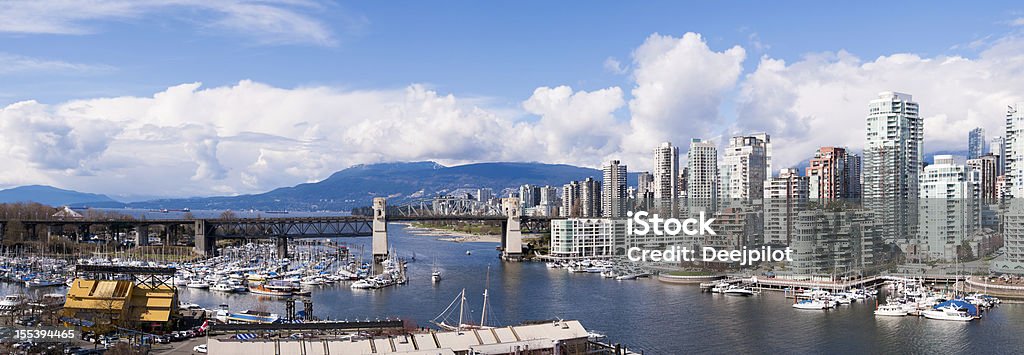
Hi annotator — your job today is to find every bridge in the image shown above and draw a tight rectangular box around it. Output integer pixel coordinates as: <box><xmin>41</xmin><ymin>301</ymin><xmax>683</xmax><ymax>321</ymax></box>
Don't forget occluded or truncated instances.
<box><xmin>0</xmin><ymin>197</ymin><xmax>551</xmax><ymax>262</ymax></box>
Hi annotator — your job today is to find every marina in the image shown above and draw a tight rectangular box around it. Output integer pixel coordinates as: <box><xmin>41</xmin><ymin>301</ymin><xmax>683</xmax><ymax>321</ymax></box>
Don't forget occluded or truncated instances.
<box><xmin>0</xmin><ymin>224</ymin><xmax>1019</xmax><ymax>354</ymax></box>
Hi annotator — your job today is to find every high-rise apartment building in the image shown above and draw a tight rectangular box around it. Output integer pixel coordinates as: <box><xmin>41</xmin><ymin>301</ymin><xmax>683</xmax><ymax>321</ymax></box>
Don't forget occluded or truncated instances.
<box><xmin>477</xmin><ymin>188</ymin><xmax>494</xmax><ymax>203</ymax></box>
<box><xmin>991</xmin><ymin>135</ymin><xmax>1006</xmax><ymax>175</ymax></box>
<box><xmin>752</xmin><ymin>132</ymin><xmax>773</xmax><ymax>180</ymax></box>
<box><xmin>539</xmin><ymin>185</ymin><xmax>559</xmax><ymax>216</ymax></box>
<box><xmin>763</xmin><ymin>168</ymin><xmax>809</xmax><ymax>246</ymax></box>
<box><xmin>918</xmin><ymin>155</ymin><xmax>979</xmax><ymax>261</ymax></box>
<box><xmin>602</xmin><ymin>160</ymin><xmax>628</xmax><ymax>218</ymax></box>
<box><xmin>863</xmin><ymin>91</ymin><xmax>922</xmax><ymax>243</ymax></box>
<box><xmin>637</xmin><ymin>171</ymin><xmax>654</xmax><ymax>211</ymax></box>
<box><xmin>967</xmin><ymin>154</ymin><xmax>999</xmax><ymax>202</ymax></box>
<box><xmin>720</xmin><ymin>134</ymin><xmax>769</xmax><ymax>201</ymax></box>
<box><xmin>687</xmin><ymin>138</ymin><xmax>718</xmax><ymax>215</ymax></box>
<box><xmin>653</xmin><ymin>142</ymin><xmax>680</xmax><ymax>216</ymax></box>
<box><xmin>561</xmin><ymin>181</ymin><xmax>580</xmax><ymax>217</ymax></box>
<box><xmin>519</xmin><ymin>184</ymin><xmax>541</xmax><ymax>209</ymax></box>
<box><xmin>969</xmin><ymin>127</ymin><xmax>986</xmax><ymax>160</ymax></box>
<box><xmin>580</xmin><ymin>177</ymin><xmax>602</xmax><ymax>218</ymax></box>
<box><xmin>1005</xmin><ymin>103</ymin><xmax>1024</xmax><ymax>197</ymax></box>
<box><xmin>805</xmin><ymin>147</ymin><xmax>860</xmax><ymax>201</ymax></box>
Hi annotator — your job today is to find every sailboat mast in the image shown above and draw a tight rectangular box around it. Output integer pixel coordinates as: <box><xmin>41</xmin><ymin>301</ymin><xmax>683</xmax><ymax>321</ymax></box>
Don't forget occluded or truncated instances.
<box><xmin>481</xmin><ymin>265</ymin><xmax>490</xmax><ymax>326</ymax></box>
<box><xmin>457</xmin><ymin>288</ymin><xmax>466</xmax><ymax>333</ymax></box>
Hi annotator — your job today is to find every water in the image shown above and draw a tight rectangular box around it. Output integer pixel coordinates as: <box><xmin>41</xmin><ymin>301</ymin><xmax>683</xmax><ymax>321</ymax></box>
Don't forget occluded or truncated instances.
<box><xmin>7</xmin><ymin>224</ymin><xmax>1024</xmax><ymax>353</ymax></box>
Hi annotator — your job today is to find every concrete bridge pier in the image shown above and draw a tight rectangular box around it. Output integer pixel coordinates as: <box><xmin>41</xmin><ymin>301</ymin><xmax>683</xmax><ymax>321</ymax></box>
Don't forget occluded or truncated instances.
<box><xmin>501</xmin><ymin>197</ymin><xmax>523</xmax><ymax>261</ymax></box>
<box><xmin>372</xmin><ymin>197</ymin><xmax>388</xmax><ymax>263</ymax></box>
<box><xmin>194</xmin><ymin>220</ymin><xmax>216</xmax><ymax>257</ymax></box>
<box><xmin>276</xmin><ymin>237</ymin><xmax>289</xmax><ymax>258</ymax></box>
<box><xmin>136</xmin><ymin>225</ymin><xmax>150</xmax><ymax>246</ymax></box>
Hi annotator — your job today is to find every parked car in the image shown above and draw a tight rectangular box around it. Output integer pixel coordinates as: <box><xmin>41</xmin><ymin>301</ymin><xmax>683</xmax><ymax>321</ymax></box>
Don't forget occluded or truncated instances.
<box><xmin>100</xmin><ymin>336</ymin><xmax>120</xmax><ymax>347</ymax></box>
<box><xmin>193</xmin><ymin>344</ymin><xmax>208</xmax><ymax>353</ymax></box>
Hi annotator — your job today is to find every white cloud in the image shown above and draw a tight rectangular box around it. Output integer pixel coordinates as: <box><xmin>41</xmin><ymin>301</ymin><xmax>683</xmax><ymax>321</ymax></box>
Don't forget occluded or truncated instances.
<box><xmin>622</xmin><ymin>32</ymin><xmax>746</xmax><ymax>164</ymax></box>
<box><xmin>5</xmin><ymin>30</ymin><xmax>1024</xmax><ymax>198</ymax></box>
<box><xmin>603</xmin><ymin>57</ymin><xmax>627</xmax><ymax>75</ymax></box>
<box><xmin>736</xmin><ymin>41</ymin><xmax>1024</xmax><ymax>169</ymax></box>
<box><xmin>0</xmin><ymin>0</ymin><xmax>341</xmax><ymax>46</ymax></box>
<box><xmin>0</xmin><ymin>81</ymin><xmax>533</xmax><ymax>197</ymax></box>
<box><xmin>520</xmin><ymin>85</ymin><xmax>626</xmax><ymax>166</ymax></box>
<box><xmin>0</xmin><ymin>53</ymin><xmax>112</xmax><ymax>75</ymax></box>
<box><xmin>0</xmin><ymin>100</ymin><xmax>121</xmax><ymax>173</ymax></box>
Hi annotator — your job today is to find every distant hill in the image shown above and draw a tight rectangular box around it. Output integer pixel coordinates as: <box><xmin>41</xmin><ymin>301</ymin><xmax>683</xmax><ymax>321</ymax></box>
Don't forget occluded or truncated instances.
<box><xmin>0</xmin><ymin>185</ymin><xmax>119</xmax><ymax>206</ymax></box>
<box><xmin>130</xmin><ymin>161</ymin><xmax>633</xmax><ymax>211</ymax></box>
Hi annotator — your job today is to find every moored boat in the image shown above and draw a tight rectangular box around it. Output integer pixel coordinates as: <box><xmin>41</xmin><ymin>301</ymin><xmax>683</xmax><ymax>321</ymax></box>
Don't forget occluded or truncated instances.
<box><xmin>874</xmin><ymin>304</ymin><xmax>908</xmax><ymax>317</ymax></box>
<box><xmin>249</xmin><ymin>283</ymin><xmax>292</xmax><ymax>296</ymax></box>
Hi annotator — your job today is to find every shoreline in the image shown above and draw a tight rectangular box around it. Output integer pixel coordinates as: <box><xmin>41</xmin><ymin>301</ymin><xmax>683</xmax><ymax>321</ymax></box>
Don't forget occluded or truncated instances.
<box><xmin>396</xmin><ymin>222</ymin><xmax>502</xmax><ymax>243</ymax></box>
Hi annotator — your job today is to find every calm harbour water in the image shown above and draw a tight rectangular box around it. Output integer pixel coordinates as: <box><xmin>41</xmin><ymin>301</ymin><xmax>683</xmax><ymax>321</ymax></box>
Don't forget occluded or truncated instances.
<box><xmin>8</xmin><ymin>224</ymin><xmax>1024</xmax><ymax>354</ymax></box>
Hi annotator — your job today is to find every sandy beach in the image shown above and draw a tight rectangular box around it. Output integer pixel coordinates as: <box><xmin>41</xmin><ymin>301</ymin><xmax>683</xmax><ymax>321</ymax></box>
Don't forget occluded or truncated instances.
<box><xmin>398</xmin><ymin>223</ymin><xmax>502</xmax><ymax>243</ymax></box>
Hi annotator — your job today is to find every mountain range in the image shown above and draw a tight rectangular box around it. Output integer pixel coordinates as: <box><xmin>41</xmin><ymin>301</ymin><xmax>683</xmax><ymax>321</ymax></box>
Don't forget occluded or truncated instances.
<box><xmin>0</xmin><ymin>185</ymin><xmax>118</xmax><ymax>206</ymax></box>
<box><xmin>2</xmin><ymin>162</ymin><xmax>628</xmax><ymax>211</ymax></box>
<box><xmin>0</xmin><ymin>150</ymin><xmax>971</xmax><ymax>211</ymax></box>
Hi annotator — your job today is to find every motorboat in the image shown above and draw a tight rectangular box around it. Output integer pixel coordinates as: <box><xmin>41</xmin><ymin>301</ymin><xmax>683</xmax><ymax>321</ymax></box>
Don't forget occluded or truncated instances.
<box><xmin>25</xmin><ymin>278</ymin><xmax>64</xmax><ymax>288</ymax></box>
<box><xmin>922</xmin><ymin>306</ymin><xmax>975</xmax><ymax>322</ymax></box>
<box><xmin>350</xmin><ymin>279</ymin><xmax>376</xmax><ymax>289</ymax></box>
<box><xmin>792</xmin><ymin>299</ymin><xmax>831</xmax><ymax>310</ymax></box>
<box><xmin>249</xmin><ymin>283</ymin><xmax>292</xmax><ymax>296</ymax></box>
<box><xmin>28</xmin><ymin>293</ymin><xmax>65</xmax><ymax>309</ymax></box>
<box><xmin>211</xmin><ymin>283</ymin><xmax>236</xmax><ymax>293</ymax></box>
<box><xmin>0</xmin><ymin>294</ymin><xmax>29</xmax><ymax>312</ymax></box>
<box><xmin>710</xmin><ymin>282</ymin><xmax>730</xmax><ymax>293</ymax></box>
<box><xmin>432</xmin><ymin>271</ymin><xmax>442</xmax><ymax>283</ymax></box>
<box><xmin>874</xmin><ymin>304</ymin><xmax>908</xmax><ymax>317</ymax></box>
<box><xmin>723</xmin><ymin>286</ymin><xmax>756</xmax><ymax>296</ymax></box>
<box><xmin>186</xmin><ymin>280</ymin><xmax>210</xmax><ymax>289</ymax></box>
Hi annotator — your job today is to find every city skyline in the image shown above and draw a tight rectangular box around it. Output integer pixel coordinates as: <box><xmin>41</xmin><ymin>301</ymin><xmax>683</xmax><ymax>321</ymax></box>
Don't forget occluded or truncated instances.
<box><xmin>3</xmin><ymin>2</ymin><xmax>1024</xmax><ymax>200</ymax></box>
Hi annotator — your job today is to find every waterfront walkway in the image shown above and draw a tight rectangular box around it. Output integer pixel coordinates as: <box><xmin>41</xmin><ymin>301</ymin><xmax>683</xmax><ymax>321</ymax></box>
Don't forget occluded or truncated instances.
<box><xmin>658</xmin><ymin>273</ymin><xmax>970</xmax><ymax>293</ymax></box>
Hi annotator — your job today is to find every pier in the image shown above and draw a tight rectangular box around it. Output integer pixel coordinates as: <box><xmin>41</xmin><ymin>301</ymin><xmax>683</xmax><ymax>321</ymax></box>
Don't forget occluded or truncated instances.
<box><xmin>696</xmin><ymin>274</ymin><xmax>967</xmax><ymax>293</ymax></box>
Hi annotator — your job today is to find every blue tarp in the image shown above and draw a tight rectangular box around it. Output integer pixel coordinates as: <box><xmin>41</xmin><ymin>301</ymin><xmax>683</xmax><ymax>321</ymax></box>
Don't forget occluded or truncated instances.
<box><xmin>933</xmin><ymin>300</ymin><xmax>979</xmax><ymax>316</ymax></box>
<box><xmin>234</xmin><ymin>333</ymin><xmax>258</xmax><ymax>340</ymax></box>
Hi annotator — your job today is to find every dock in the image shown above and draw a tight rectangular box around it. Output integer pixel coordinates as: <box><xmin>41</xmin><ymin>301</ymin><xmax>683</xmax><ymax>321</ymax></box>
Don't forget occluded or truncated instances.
<box><xmin>698</xmin><ymin>274</ymin><xmax>966</xmax><ymax>293</ymax></box>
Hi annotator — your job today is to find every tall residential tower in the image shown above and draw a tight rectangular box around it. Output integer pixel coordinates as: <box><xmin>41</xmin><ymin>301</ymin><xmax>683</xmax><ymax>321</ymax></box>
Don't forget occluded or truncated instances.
<box><xmin>863</xmin><ymin>91</ymin><xmax>922</xmax><ymax>243</ymax></box>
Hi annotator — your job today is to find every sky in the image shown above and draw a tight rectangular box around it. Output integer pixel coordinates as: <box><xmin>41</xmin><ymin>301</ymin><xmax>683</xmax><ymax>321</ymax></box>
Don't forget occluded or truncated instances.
<box><xmin>2</xmin><ymin>0</ymin><xmax>1024</xmax><ymax>200</ymax></box>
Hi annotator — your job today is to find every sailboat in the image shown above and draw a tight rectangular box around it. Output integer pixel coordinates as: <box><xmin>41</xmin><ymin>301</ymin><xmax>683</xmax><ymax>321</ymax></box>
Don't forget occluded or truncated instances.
<box><xmin>431</xmin><ymin>267</ymin><xmax>494</xmax><ymax>331</ymax></box>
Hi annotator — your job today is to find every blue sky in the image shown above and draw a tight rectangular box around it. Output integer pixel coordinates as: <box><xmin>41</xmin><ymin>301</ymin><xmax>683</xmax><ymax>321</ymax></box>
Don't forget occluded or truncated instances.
<box><xmin>3</xmin><ymin>1</ymin><xmax>1016</xmax><ymax>105</ymax></box>
<box><xmin>2</xmin><ymin>1</ymin><xmax>1024</xmax><ymax>198</ymax></box>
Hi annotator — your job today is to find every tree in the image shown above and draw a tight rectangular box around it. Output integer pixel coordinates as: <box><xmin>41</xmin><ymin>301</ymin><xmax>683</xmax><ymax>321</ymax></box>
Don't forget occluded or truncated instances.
<box><xmin>219</xmin><ymin>210</ymin><xmax>238</xmax><ymax>220</ymax></box>
<box><xmin>958</xmin><ymin>241</ymin><xmax>975</xmax><ymax>262</ymax></box>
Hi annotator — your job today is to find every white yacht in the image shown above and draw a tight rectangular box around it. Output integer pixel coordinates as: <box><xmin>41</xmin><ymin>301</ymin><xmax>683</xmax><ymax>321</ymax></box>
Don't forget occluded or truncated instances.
<box><xmin>210</xmin><ymin>283</ymin><xmax>236</xmax><ymax>293</ymax></box>
<box><xmin>350</xmin><ymin>279</ymin><xmax>375</xmax><ymax>289</ymax></box>
<box><xmin>186</xmin><ymin>280</ymin><xmax>211</xmax><ymax>289</ymax></box>
<box><xmin>922</xmin><ymin>306</ymin><xmax>975</xmax><ymax>322</ymax></box>
<box><xmin>874</xmin><ymin>304</ymin><xmax>908</xmax><ymax>317</ymax></box>
<box><xmin>792</xmin><ymin>299</ymin><xmax>831</xmax><ymax>310</ymax></box>
<box><xmin>710</xmin><ymin>282</ymin><xmax>731</xmax><ymax>293</ymax></box>
<box><xmin>432</xmin><ymin>271</ymin><xmax>442</xmax><ymax>283</ymax></box>
<box><xmin>723</xmin><ymin>286</ymin><xmax>756</xmax><ymax>296</ymax></box>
